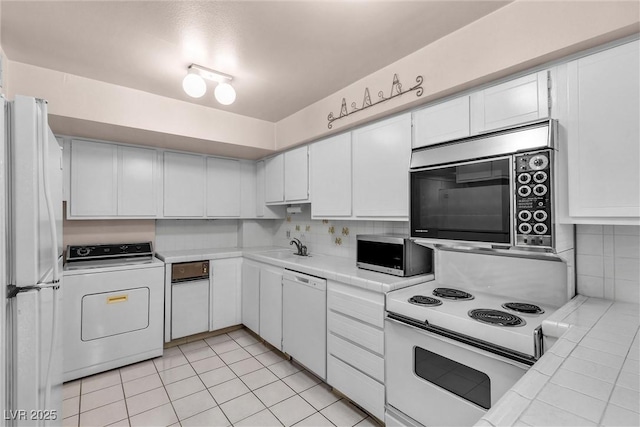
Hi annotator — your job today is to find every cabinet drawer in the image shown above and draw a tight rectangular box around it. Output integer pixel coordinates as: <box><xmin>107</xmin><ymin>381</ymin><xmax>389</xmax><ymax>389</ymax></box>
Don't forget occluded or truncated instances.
<box><xmin>327</xmin><ymin>355</ymin><xmax>384</xmax><ymax>420</ymax></box>
<box><xmin>328</xmin><ymin>310</ymin><xmax>383</xmax><ymax>355</ymax></box>
<box><xmin>328</xmin><ymin>333</ymin><xmax>383</xmax><ymax>382</ymax></box>
<box><xmin>327</xmin><ymin>282</ymin><xmax>384</xmax><ymax>328</ymax></box>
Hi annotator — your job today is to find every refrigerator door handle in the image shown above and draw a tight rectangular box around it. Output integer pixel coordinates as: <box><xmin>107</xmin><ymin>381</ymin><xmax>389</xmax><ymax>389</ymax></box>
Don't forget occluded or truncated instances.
<box><xmin>37</xmin><ymin>99</ymin><xmax>60</xmax><ymax>285</ymax></box>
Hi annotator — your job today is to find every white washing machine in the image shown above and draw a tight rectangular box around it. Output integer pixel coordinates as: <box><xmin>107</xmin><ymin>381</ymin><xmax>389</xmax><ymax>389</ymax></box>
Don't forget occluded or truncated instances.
<box><xmin>62</xmin><ymin>243</ymin><xmax>165</xmax><ymax>382</ymax></box>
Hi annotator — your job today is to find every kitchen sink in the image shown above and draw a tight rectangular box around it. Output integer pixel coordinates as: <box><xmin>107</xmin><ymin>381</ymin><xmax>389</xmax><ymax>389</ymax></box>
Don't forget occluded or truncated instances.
<box><xmin>264</xmin><ymin>250</ymin><xmax>311</xmax><ymax>260</ymax></box>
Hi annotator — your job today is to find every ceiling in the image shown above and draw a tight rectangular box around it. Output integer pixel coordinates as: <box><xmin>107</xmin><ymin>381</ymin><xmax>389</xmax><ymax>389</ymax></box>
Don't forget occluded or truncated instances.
<box><xmin>1</xmin><ymin>1</ymin><xmax>511</xmax><ymax>122</ymax></box>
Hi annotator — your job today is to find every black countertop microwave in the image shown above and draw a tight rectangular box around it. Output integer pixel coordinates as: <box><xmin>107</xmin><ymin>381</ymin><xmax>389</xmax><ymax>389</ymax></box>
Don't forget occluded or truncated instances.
<box><xmin>356</xmin><ymin>234</ymin><xmax>433</xmax><ymax>277</ymax></box>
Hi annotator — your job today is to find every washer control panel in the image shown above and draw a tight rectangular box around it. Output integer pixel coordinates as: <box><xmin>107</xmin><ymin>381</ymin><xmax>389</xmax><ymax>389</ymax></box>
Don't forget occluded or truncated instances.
<box><xmin>514</xmin><ymin>150</ymin><xmax>553</xmax><ymax>248</ymax></box>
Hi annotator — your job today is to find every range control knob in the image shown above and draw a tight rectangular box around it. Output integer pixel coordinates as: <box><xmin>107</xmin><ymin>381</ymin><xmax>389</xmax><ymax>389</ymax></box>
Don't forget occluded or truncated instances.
<box><xmin>534</xmin><ymin>210</ymin><xmax>548</xmax><ymax>222</ymax></box>
<box><xmin>534</xmin><ymin>223</ymin><xmax>548</xmax><ymax>235</ymax></box>
<box><xmin>77</xmin><ymin>247</ymin><xmax>91</xmax><ymax>257</ymax></box>
<box><xmin>533</xmin><ymin>171</ymin><xmax>548</xmax><ymax>183</ymax></box>
<box><xmin>518</xmin><ymin>210</ymin><xmax>532</xmax><ymax>222</ymax></box>
<box><xmin>518</xmin><ymin>186</ymin><xmax>532</xmax><ymax>197</ymax></box>
<box><xmin>519</xmin><ymin>223</ymin><xmax>533</xmax><ymax>234</ymax></box>
<box><xmin>518</xmin><ymin>173</ymin><xmax>532</xmax><ymax>184</ymax></box>
<box><xmin>529</xmin><ymin>154</ymin><xmax>549</xmax><ymax>170</ymax></box>
<box><xmin>533</xmin><ymin>184</ymin><xmax>548</xmax><ymax>196</ymax></box>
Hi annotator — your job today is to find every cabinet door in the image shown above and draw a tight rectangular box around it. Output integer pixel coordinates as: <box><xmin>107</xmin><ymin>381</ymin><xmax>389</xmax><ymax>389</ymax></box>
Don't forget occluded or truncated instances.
<box><xmin>118</xmin><ymin>146</ymin><xmax>158</xmax><ymax>216</ymax></box>
<box><xmin>413</xmin><ymin>96</ymin><xmax>470</xmax><ymax>148</ymax></box>
<box><xmin>206</xmin><ymin>157</ymin><xmax>240</xmax><ymax>217</ymax></box>
<box><xmin>241</xmin><ymin>260</ymin><xmax>260</xmax><ymax>335</ymax></box>
<box><xmin>567</xmin><ymin>41</ymin><xmax>640</xmax><ymax>218</ymax></box>
<box><xmin>310</xmin><ymin>133</ymin><xmax>351</xmax><ymax>217</ymax></box>
<box><xmin>471</xmin><ymin>71</ymin><xmax>549</xmax><ymax>133</ymax></box>
<box><xmin>171</xmin><ymin>279</ymin><xmax>210</xmax><ymax>339</ymax></box>
<box><xmin>163</xmin><ymin>152</ymin><xmax>205</xmax><ymax>217</ymax></box>
<box><xmin>211</xmin><ymin>258</ymin><xmax>241</xmax><ymax>331</ymax></box>
<box><xmin>259</xmin><ymin>266</ymin><xmax>283</xmax><ymax>350</ymax></box>
<box><xmin>240</xmin><ymin>161</ymin><xmax>257</xmax><ymax>218</ymax></box>
<box><xmin>284</xmin><ymin>146</ymin><xmax>309</xmax><ymax>202</ymax></box>
<box><xmin>256</xmin><ymin>160</ymin><xmax>266</xmax><ymax>217</ymax></box>
<box><xmin>70</xmin><ymin>140</ymin><xmax>117</xmax><ymax>216</ymax></box>
<box><xmin>265</xmin><ymin>154</ymin><xmax>284</xmax><ymax>203</ymax></box>
<box><xmin>352</xmin><ymin>114</ymin><xmax>411</xmax><ymax>218</ymax></box>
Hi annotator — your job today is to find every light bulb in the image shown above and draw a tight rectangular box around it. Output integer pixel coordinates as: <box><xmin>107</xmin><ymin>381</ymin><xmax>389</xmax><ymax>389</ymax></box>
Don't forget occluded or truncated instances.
<box><xmin>214</xmin><ymin>82</ymin><xmax>236</xmax><ymax>105</ymax></box>
<box><xmin>182</xmin><ymin>73</ymin><xmax>207</xmax><ymax>98</ymax></box>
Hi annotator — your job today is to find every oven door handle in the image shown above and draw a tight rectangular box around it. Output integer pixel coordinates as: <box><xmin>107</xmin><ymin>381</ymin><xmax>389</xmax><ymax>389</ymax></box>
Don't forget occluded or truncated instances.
<box><xmin>386</xmin><ymin>312</ymin><xmax>537</xmax><ymax>366</ymax></box>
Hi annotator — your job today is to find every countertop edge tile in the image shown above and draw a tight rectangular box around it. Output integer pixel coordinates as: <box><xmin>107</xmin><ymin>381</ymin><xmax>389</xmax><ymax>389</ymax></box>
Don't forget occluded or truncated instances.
<box><xmin>474</xmin><ymin>297</ymin><xmax>639</xmax><ymax>427</ymax></box>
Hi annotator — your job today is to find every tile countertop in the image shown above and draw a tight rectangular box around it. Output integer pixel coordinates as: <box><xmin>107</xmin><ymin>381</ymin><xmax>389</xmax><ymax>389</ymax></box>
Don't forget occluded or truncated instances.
<box><xmin>155</xmin><ymin>246</ymin><xmax>434</xmax><ymax>293</ymax></box>
<box><xmin>476</xmin><ymin>295</ymin><xmax>640</xmax><ymax>427</ymax></box>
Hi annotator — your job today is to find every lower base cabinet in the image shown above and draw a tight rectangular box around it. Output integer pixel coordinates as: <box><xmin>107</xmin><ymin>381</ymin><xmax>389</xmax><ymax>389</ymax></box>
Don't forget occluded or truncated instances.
<box><xmin>326</xmin><ymin>281</ymin><xmax>385</xmax><ymax>420</ymax></box>
<box><xmin>210</xmin><ymin>258</ymin><xmax>242</xmax><ymax>331</ymax></box>
<box><xmin>241</xmin><ymin>259</ymin><xmax>283</xmax><ymax>350</ymax></box>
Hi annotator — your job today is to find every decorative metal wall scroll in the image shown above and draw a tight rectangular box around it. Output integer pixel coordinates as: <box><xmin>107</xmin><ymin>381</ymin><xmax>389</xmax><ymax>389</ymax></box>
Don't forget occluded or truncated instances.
<box><xmin>327</xmin><ymin>74</ymin><xmax>423</xmax><ymax>129</ymax></box>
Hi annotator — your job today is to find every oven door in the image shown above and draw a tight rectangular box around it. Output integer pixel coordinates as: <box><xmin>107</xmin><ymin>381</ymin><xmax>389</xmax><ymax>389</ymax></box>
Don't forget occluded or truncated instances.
<box><xmin>410</xmin><ymin>156</ymin><xmax>513</xmax><ymax>244</ymax></box>
<box><xmin>385</xmin><ymin>317</ymin><xmax>528</xmax><ymax>427</ymax></box>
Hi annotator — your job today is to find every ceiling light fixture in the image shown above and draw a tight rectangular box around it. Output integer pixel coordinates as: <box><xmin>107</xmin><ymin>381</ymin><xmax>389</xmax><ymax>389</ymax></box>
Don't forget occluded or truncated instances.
<box><xmin>182</xmin><ymin>64</ymin><xmax>236</xmax><ymax>105</ymax></box>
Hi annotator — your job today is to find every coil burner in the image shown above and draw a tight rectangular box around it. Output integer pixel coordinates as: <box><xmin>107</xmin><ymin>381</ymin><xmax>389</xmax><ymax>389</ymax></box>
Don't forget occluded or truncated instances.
<box><xmin>468</xmin><ymin>309</ymin><xmax>525</xmax><ymax>327</ymax></box>
<box><xmin>408</xmin><ymin>295</ymin><xmax>442</xmax><ymax>307</ymax></box>
<box><xmin>432</xmin><ymin>288</ymin><xmax>474</xmax><ymax>301</ymax></box>
<box><xmin>502</xmin><ymin>302</ymin><xmax>544</xmax><ymax>315</ymax></box>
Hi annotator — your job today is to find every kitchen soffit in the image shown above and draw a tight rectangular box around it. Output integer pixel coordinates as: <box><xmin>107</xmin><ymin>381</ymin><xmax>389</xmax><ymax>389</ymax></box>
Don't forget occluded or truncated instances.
<box><xmin>1</xmin><ymin>1</ymin><xmax>511</xmax><ymax>122</ymax></box>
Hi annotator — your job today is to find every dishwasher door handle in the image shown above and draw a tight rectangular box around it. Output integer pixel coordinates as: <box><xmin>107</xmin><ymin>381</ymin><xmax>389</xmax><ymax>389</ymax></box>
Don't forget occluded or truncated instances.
<box><xmin>294</xmin><ymin>276</ymin><xmax>309</xmax><ymax>284</ymax></box>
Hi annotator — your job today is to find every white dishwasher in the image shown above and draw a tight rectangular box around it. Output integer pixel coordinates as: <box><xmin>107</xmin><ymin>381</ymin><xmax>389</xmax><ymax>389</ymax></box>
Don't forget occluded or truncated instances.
<box><xmin>171</xmin><ymin>261</ymin><xmax>210</xmax><ymax>339</ymax></box>
<box><xmin>282</xmin><ymin>270</ymin><xmax>327</xmax><ymax>380</ymax></box>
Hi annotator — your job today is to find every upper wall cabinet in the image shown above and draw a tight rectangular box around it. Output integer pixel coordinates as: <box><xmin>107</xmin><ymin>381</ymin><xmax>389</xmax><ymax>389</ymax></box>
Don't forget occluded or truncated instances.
<box><xmin>206</xmin><ymin>157</ymin><xmax>241</xmax><ymax>217</ymax></box>
<box><xmin>163</xmin><ymin>152</ymin><xmax>205</xmax><ymax>217</ymax></box>
<box><xmin>566</xmin><ymin>40</ymin><xmax>639</xmax><ymax>220</ymax></box>
<box><xmin>284</xmin><ymin>146</ymin><xmax>309</xmax><ymax>202</ymax></box>
<box><xmin>353</xmin><ymin>113</ymin><xmax>411</xmax><ymax>219</ymax></box>
<box><xmin>310</xmin><ymin>133</ymin><xmax>352</xmax><ymax>218</ymax></box>
<box><xmin>256</xmin><ymin>161</ymin><xmax>286</xmax><ymax>218</ymax></box>
<box><xmin>265</xmin><ymin>146</ymin><xmax>310</xmax><ymax>205</ymax></box>
<box><xmin>265</xmin><ymin>154</ymin><xmax>285</xmax><ymax>204</ymax></box>
<box><xmin>69</xmin><ymin>140</ymin><xmax>159</xmax><ymax>218</ymax></box>
<box><xmin>413</xmin><ymin>96</ymin><xmax>470</xmax><ymax>148</ymax></box>
<box><xmin>470</xmin><ymin>71</ymin><xmax>549</xmax><ymax>134</ymax></box>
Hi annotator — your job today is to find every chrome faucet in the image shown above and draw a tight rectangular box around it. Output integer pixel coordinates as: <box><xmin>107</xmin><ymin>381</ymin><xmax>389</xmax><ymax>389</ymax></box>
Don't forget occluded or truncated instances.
<box><xmin>290</xmin><ymin>238</ymin><xmax>308</xmax><ymax>256</ymax></box>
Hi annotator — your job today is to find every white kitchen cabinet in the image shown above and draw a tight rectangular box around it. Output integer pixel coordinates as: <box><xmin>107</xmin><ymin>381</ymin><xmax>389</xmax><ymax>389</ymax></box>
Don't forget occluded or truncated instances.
<box><xmin>310</xmin><ymin>133</ymin><xmax>352</xmax><ymax>218</ymax></box>
<box><xmin>326</xmin><ymin>280</ymin><xmax>385</xmax><ymax>420</ymax></box>
<box><xmin>241</xmin><ymin>260</ymin><xmax>260</xmax><ymax>335</ymax></box>
<box><xmin>259</xmin><ymin>266</ymin><xmax>283</xmax><ymax>350</ymax></box>
<box><xmin>265</xmin><ymin>154</ymin><xmax>284</xmax><ymax>204</ymax></box>
<box><xmin>206</xmin><ymin>157</ymin><xmax>241</xmax><ymax>217</ymax></box>
<box><xmin>352</xmin><ymin>113</ymin><xmax>411</xmax><ymax>219</ymax></box>
<box><xmin>171</xmin><ymin>278</ymin><xmax>209</xmax><ymax>339</ymax></box>
<box><xmin>70</xmin><ymin>139</ymin><xmax>118</xmax><ymax>216</ymax></box>
<box><xmin>163</xmin><ymin>152</ymin><xmax>205</xmax><ymax>217</ymax></box>
<box><xmin>413</xmin><ymin>95</ymin><xmax>470</xmax><ymax>148</ymax></box>
<box><xmin>118</xmin><ymin>146</ymin><xmax>158</xmax><ymax>217</ymax></box>
<box><xmin>471</xmin><ymin>71</ymin><xmax>549</xmax><ymax>134</ymax></box>
<box><xmin>565</xmin><ymin>40</ymin><xmax>640</xmax><ymax>220</ymax></box>
<box><xmin>284</xmin><ymin>145</ymin><xmax>309</xmax><ymax>202</ymax></box>
<box><xmin>210</xmin><ymin>258</ymin><xmax>242</xmax><ymax>331</ymax></box>
<box><xmin>240</xmin><ymin>161</ymin><xmax>257</xmax><ymax>218</ymax></box>
<box><xmin>256</xmin><ymin>160</ymin><xmax>267</xmax><ymax>217</ymax></box>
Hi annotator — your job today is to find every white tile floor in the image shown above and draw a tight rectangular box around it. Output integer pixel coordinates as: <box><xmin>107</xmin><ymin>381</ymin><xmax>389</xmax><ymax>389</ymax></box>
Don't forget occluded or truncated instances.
<box><xmin>62</xmin><ymin>328</ymin><xmax>379</xmax><ymax>427</ymax></box>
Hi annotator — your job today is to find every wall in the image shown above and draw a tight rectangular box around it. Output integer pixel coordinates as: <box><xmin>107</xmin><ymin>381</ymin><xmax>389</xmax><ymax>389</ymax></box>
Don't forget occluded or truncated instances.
<box><xmin>575</xmin><ymin>225</ymin><xmax>640</xmax><ymax>303</ymax></box>
<box><xmin>155</xmin><ymin>220</ymin><xmax>239</xmax><ymax>252</ymax></box>
<box><xmin>7</xmin><ymin>61</ymin><xmax>276</xmax><ymax>159</ymax></box>
<box><xmin>63</xmin><ymin>217</ymin><xmax>155</xmax><ymax>248</ymax></box>
<box><xmin>275</xmin><ymin>1</ymin><xmax>640</xmax><ymax>149</ymax></box>
<box><xmin>257</xmin><ymin>205</ymin><xmax>409</xmax><ymax>260</ymax></box>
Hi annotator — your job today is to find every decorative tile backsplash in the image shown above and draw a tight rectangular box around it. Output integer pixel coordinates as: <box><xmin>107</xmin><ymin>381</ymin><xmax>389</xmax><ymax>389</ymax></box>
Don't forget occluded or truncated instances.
<box><xmin>575</xmin><ymin>225</ymin><xmax>640</xmax><ymax>302</ymax></box>
<box><xmin>271</xmin><ymin>205</ymin><xmax>408</xmax><ymax>260</ymax></box>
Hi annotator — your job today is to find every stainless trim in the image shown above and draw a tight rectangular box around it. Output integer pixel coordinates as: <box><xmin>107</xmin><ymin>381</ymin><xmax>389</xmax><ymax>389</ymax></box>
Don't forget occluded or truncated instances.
<box><xmin>386</xmin><ymin>313</ymin><xmax>537</xmax><ymax>365</ymax></box>
<box><xmin>356</xmin><ymin>234</ymin><xmax>407</xmax><ymax>245</ymax></box>
<box><xmin>533</xmin><ymin>326</ymin><xmax>543</xmax><ymax>359</ymax></box>
<box><xmin>410</xmin><ymin>119</ymin><xmax>555</xmax><ymax>169</ymax></box>
<box><xmin>413</xmin><ymin>240</ymin><xmax>565</xmax><ymax>262</ymax></box>
<box><xmin>356</xmin><ymin>261</ymin><xmax>404</xmax><ymax>277</ymax></box>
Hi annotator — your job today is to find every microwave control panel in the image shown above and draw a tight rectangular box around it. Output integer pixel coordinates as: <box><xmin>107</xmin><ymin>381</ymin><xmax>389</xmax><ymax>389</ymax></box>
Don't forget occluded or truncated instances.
<box><xmin>514</xmin><ymin>150</ymin><xmax>553</xmax><ymax>248</ymax></box>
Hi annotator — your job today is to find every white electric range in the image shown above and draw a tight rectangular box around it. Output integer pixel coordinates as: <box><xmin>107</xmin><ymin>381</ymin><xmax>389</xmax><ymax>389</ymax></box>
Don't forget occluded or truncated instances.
<box><xmin>384</xmin><ymin>249</ymin><xmax>571</xmax><ymax>427</ymax></box>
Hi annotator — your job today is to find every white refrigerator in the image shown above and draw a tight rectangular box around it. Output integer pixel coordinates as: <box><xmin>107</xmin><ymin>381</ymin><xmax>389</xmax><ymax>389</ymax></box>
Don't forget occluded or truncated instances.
<box><xmin>1</xmin><ymin>95</ymin><xmax>63</xmax><ymax>426</ymax></box>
